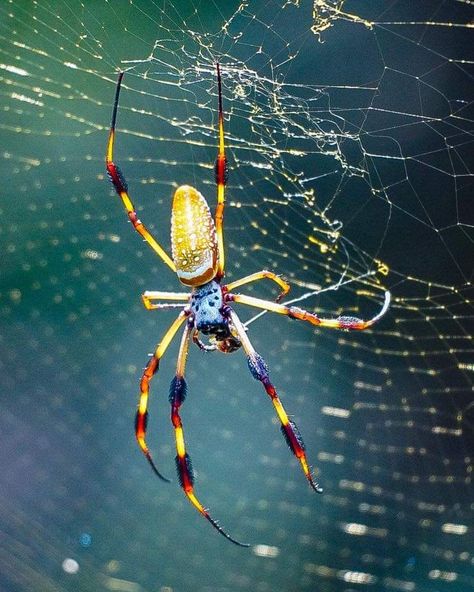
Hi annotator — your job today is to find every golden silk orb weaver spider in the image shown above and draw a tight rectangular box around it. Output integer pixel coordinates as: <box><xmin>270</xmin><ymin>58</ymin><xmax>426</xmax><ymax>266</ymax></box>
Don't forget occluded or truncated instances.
<box><xmin>105</xmin><ymin>64</ymin><xmax>391</xmax><ymax>547</ymax></box>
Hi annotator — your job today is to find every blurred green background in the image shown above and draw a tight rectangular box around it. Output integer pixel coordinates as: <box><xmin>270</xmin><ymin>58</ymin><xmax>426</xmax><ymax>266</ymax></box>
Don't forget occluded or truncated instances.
<box><xmin>0</xmin><ymin>1</ymin><xmax>472</xmax><ymax>591</ymax></box>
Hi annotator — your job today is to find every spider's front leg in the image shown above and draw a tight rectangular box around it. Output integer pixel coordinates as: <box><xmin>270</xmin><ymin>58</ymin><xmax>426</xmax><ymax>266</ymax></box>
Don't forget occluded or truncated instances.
<box><xmin>214</xmin><ymin>62</ymin><xmax>227</xmax><ymax>280</ymax></box>
<box><xmin>105</xmin><ymin>71</ymin><xmax>176</xmax><ymax>271</ymax></box>
<box><xmin>228</xmin><ymin>309</ymin><xmax>323</xmax><ymax>493</ymax></box>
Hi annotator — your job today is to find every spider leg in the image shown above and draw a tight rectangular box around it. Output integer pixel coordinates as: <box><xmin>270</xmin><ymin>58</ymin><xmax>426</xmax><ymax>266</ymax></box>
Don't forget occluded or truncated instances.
<box><xmin>106</xmin><ymin>72</ymin><xmax>176</xmax><ymax>272</ymax></box>
<box><xmin>170</xmin><ymin>323</ymin><xmax>249</xmax><ymax>547</ymax></box>
<box><xmin>226</xmin><ymin>290</ymin><xmax>391</xmax><ymax>330</ymax></box>
<box><xmin>142</xmin><ymin>290</ymin><xmax>190</xmax><ymax>310</ymax></box>
<box><xmin>136</xmin><ymin>311</ymin><xmax>188</xmax><ymax>481</ymax></box>
<box><xmin>228</xmin><ymin>309</ymin><xmax>322</xmax><ymax>493</ymax></box>
<box><xmin>214</xmin><ymin>63</ymin><xmax>227</xmax><ymax>279</ymax></box>
<box><xmin>225</xmin><ymin>270</ymin><xmax>290</xmax><ymax>303</ymax></box>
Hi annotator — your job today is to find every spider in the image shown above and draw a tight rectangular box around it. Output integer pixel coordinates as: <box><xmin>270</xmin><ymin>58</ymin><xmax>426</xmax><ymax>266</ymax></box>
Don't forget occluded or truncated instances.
<box><xmin>105</xmin><ymin>64</ymin><xmax>390</xmax><ymax>547</ymax></box>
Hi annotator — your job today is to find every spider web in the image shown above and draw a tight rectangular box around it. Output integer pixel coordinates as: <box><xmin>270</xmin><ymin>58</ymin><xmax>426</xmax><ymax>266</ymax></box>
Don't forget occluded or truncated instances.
<box><xmin>0</xmin><ymin>1</ymin><xmax>472</xmax><ymax>591</ymax></box>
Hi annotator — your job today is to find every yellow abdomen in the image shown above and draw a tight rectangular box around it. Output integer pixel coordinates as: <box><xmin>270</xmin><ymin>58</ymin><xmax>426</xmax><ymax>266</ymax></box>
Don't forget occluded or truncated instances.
<box><xmin>171</xmin><ymin>185</ymin><xmax>218</xmax><ymax>286</ymax></box>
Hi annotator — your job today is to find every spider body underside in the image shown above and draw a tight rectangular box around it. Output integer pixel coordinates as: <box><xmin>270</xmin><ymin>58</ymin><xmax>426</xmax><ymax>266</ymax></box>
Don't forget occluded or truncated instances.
<box><xmin>105</xmin><ymin>64</ymin><xmax>390</xmax><ymax>547</ymax></box>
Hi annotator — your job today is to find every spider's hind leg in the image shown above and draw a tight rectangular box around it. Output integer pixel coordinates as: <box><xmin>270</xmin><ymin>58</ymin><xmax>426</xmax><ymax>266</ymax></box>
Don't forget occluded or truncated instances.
<box><xmin>136</xmin><ymin>311</ymin><xmax>189</xmax><ymax>482</ymax></box>
<box><xmin>229</xmin><ymin>309</ymin><xmax>323</xmax><ymax>494</ymax></box>
<box><xmin>170</xmin><ymin>323</ymin><xmax>249</xmax><ymax>547</ymax></box>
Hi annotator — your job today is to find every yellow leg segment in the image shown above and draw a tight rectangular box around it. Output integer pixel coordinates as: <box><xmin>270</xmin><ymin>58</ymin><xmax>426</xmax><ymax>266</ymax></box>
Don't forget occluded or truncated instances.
<box><xmin>215</xmin><ymin>63</ymin><xmax>227</xmax><ymax>278</ymax></box>
<box><xmin>135</xmin><ymin>311</ymin><xmax>187</xmax><ymax>481</ymax></box>
<box><xmin>228</xmin><ymin>290</ymin><xmax>391</xmax><ymax>330</ymax></box>
<box><xmin>225</xmin><ymin>270</ymin><xmax>290</xmax><ymax>302</ymax></box>
<box><xmin>229</xmin><ymin>310</ymin><xmax>323</xmax><ymax>493</ymax></box>
<box><xmin>169</xmin><ymin>323</ymin><xmax>249</xmax><ymax>546</ymax></box>
<box><xmin>141</xmin><ymin>290</ymin><xmax>190</xmax><ymax>310</ymax></box>
<box><xmin>106</xmin><ymin>72</ymin><xmax>176</xmax><ymax>272</ymax></box>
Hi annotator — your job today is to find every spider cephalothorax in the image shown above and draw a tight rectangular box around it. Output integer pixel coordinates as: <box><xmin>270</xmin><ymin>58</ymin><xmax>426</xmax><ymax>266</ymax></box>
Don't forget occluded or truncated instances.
<box><xmin>188</xmin><ymin>281</ymin><xmax>242</xmax><ymax>353</ymax></box>
<box><xmin>105</xmin><ymin>63</ymin><xmax>390</xmax><ymax>547</ymax></box>
<box><xmin>190</xmin><ymin>280</ymin><xmax>228</xmax><ymax>337</ymax></box>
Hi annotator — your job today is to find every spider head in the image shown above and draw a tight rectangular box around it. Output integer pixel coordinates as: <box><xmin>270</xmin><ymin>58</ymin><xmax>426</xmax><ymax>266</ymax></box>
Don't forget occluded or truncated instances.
<box><xmin>213</xmin><ymin>334</ymin><xmax>242</xmax><ymax>354</ymax></box>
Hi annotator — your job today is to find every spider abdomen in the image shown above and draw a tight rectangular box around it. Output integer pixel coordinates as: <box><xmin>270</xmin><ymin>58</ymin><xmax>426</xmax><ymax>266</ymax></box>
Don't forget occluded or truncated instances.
<box><xmin>171</xmin><ymin>185</ymin><xmax>218</xmax><ymax>286</ymax></box>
